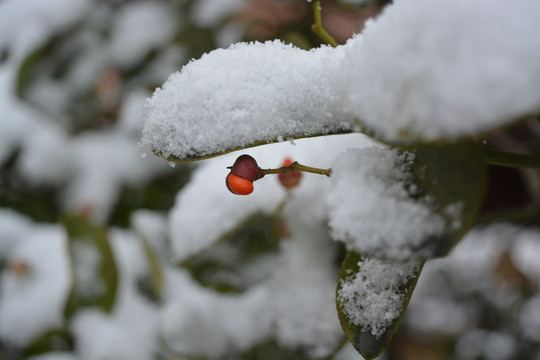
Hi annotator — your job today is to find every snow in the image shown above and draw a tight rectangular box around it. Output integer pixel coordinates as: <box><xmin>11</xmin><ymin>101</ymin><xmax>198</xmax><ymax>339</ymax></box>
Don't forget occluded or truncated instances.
<box><xmin>519</xmin><ymin>296</ymin><xmax>540</xmax><ymax>342</ymax></box>
<box><xmin>0</xmin><ymin>220</ymin><xmax>71</xmax><ymax>347</ymax></box>
<box><xmin>2</xmin><ymin>0</ymin><xmax>540</xmax><ymax>358</ymax></box>
<box><xmin>164</xmin><ymin>134</ymin><xmax>374</xmax><ymax>358</ymax></box>
<box><xmin>191</xmin><ymin>0</ymin><xmax>245</xmax><ymax>28</ymax></box>
<box><xmin>5</xmin><ymin>84</ymin><xmax>172</xmax><ymax>222</ymax></box>
<box><xmin>131</xmin><ymin>210</ymin><xmax>169</xmax><ymax>258</ymax></box>
<box><xmin>337</xmin><ymin>256</ymin><xmax>420</xmax><ymax>338</ymax></box>
<box><xmin>140</xmin><ymin>41</ymin><xmax>353</xmax><ymax>161</ymax></box>
<box><xmin>60</xmin><ymin>131</ymin><xmax>166</xmax><ymax>222</ymax></box>
<box><xmin>338</xmin><ymin>0</ymin><xmax>540</xmax><ymax>142</ymax></box>
<box><xmin>142</xmin><ymin>0</ymin><xmax>540</xmax><ymax>159</ymax></box>
<box><xmin>268</xmin><ymin>184</ymin><xmax>343</xmax><ymax>358</ymax></box>
<box><xmin>71</xmin><ymin>230</ymin><xmax>159</xmax><ymax>360</ymax></box>
<box><xmin>404</xmin><ymin>223</ymin><xmax>540</xmax><ymax>358</ymax></box>
<box><xmin>160</xmin><ymin>270</ymin><xmax>271</xmax><ymax>358</ymax></box>
<box><xmin>108</xmin><ymin>1</ymin><xmax>178</xmax><ymax>69</ymax></box>
<box><xmin>326</xmin><ymin>147</ymin><xmax>448</xmax><ymax>259</ymax></box>
<box><xmin>0</xmin><ymin>0</ymin><xmax>90</xmax><ymax>62</ymax></box>
<box><xmin>0</xmin><ymin>208</ymin><xmax>35</xmax><ymax>255</ymax></box>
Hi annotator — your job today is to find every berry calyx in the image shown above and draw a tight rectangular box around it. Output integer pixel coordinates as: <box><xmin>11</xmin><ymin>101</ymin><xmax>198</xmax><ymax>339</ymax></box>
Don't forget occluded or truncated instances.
<box><xmin>229</xmin><ymin>154</ymin><xmax>262</xmax><ymax>182</ymax></box>
<box><xmin>226</xmin><ymin>173</ymin><xmax>254</xmax><ymax>195</ymax></box>
<box><xmin>278</xmin><ymin>158</ymin><xmax>302</xmax><ymax>189</ymax></box>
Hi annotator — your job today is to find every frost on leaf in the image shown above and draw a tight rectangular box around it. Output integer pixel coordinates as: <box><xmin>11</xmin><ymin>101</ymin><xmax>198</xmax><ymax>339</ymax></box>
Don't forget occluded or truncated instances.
<box><xmin>327</xmin><ymin>142</ymin><xmax>486</xmax><ymax>260</ymax></box>
<box><xmin>336</xmin><ymin>251</ymin><xmax>423</xmax><ymax>360</ymax></box>
<box><xmin>140</xmin><ymin>41</ymin><xmax>353</xmax><ymax>162</ymax></box>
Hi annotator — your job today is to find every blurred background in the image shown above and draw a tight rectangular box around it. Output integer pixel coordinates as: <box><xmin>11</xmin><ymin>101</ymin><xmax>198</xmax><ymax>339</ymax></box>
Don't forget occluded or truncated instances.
<box><xmin>1</xmin><ymin>1</ymin><xmax>540</xmax><ymax>360</ymax></box>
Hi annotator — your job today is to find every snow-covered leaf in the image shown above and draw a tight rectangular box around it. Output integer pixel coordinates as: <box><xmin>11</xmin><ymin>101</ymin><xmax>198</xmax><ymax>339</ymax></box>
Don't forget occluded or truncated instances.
<box><xmin>140</xmin><ymin>41</ymin><xmax>354</xmax><ymax>162</ymax></box>
<box><xmin>336</xmin><ymin>251</ymin><xmax>424</xmax><ymax>360</ymax></box>
<box><xmin>327</xmin><ymin>142</ymin><xmax>487</xmax><ymax>259</ymax></box>
<box><xmin>63</xmin><ymin>215</ymin><xmax>118</xmax><ymax>316</ymax></box>
<box><xmin>338</xmin><ymin>0</ymin><xmax>540</xmax><ymax>143</ymax></box>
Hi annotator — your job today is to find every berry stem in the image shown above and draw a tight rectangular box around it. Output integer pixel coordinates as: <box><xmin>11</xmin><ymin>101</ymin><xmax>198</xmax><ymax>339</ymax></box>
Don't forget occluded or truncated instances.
<box><xmin>259</xmin><ymin>161</ymin><xmax>332</xmax><ymax>177</ymax></box>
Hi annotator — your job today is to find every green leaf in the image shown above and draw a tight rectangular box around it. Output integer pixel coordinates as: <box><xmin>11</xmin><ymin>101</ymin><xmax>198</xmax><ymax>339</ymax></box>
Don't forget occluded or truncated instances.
<box><xmin>336</xmin><ymin>251</ymin><xmax>424</xmax><ymax>360</ymax></box>
<box><xmin>16</xmin><ymin>45</ymin><xmax>46</xmax><ymax>96</ymax></box>
<box><xmin>62</xmin><ymin>215</ymin><xmax>118</xmax><ymax>317</ymax></box>
<box><xmin>403</xmin><ymin>141</ymin><xmax>487</xmax><ymax>257</ymax></box>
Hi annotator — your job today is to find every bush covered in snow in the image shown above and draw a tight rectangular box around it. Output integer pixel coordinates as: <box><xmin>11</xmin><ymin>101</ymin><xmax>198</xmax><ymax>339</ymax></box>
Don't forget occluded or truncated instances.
<box><xmin>2</xmin><ymin>1</ymin><xmax>540</xmax><ymax>360</ymax></box>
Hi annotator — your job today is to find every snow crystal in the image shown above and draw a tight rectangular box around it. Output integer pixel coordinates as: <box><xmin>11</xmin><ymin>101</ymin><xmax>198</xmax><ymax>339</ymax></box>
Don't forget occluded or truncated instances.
<box><xmin>338</xmin><ymin>0</ymin><xmax>540</xmax><ymax>142</ymax></box>
<box><xmin>140</xmin><ymin>41</ymin><xmax>353</xmax><ymax>161</ymax></box>
<box><xmin>337</xmin><ymin>257</ymin><xmax>420</xmax><ymax>338</ymax></box>
<box><xmin>326</xmin><ymin>147</ymin><xmax>446</xmax><ymax>259</ymax></box>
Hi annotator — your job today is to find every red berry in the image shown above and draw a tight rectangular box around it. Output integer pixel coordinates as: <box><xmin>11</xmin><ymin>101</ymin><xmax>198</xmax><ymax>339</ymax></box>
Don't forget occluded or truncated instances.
<box><xmin>278</xmin><ymin>157</ymin><xmax>302</xmax><ymax>189</ymax></box>
<box><xmin>230</xmin><ymin>155</ymin><xmax>261</xmax><ymax>182</ymax></box>
<box><xmin>226</xmin><ymin>173</ymin><xmax>254</xmax><ymax>195</ymax></box>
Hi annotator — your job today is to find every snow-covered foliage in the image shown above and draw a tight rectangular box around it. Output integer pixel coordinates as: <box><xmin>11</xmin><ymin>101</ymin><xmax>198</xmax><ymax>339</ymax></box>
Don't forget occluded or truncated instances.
<box><xmin>338</xmin><ymin>0</ymin><xmax>540</xmax><ymax>142</ymax></box>
<box><xmin>141</xmin><ymin>0</ymin><xmax>540</xmax><ymax>159</ymax></box>
<box><xmin>337</xmin><ymin>257</ymin><xmax>420</xmax><ymax>338</ymax></box>
<box><xmin>327</xmin><ymin>148</ymin><xmax>446</xmax><ymax>259</ymax></box>
<box><xmin>140</xmin><ymin>41</ymin><xmax>353</xmax><ymax>161</ymax></box>
<box><xmin>2</xmin><ymin>0</ymin><xmax>540</xmax><ymax>360</ymax></box>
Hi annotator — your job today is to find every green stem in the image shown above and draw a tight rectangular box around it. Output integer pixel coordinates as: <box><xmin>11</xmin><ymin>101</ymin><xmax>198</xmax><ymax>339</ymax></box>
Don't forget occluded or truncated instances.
<box><xmin>311</xmin><ymin>0</ymin><xmax>338</xmax><ymax>47</ymax></box>
<box><xmin>260</xmin><ymin>161</ymin><xmax>332</xmax><ymax>177</ymax></box>
<box><xmin>482</xmin><ymin>148</ymin><xmax>540</xmax><ymax>169</ymax></box>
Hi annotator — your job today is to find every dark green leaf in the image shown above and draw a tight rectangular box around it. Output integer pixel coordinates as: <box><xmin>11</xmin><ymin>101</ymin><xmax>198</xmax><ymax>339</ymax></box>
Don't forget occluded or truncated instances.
<box><xmin>336</xmin><ymin>251</ymin><xmax>424</xmax><ymax>360</ymax></box>
<box><xmin>403</xmin><ymin>141</ymin><xmax>487</xmax><ymax>257</ymax></box>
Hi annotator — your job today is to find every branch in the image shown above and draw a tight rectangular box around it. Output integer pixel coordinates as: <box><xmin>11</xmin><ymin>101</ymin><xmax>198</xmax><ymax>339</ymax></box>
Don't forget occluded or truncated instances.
<box><xmin>259</xmin><ymin>161</ymin><xmax>332</xmax><ymax>177</ymax></box>
<box><xmin>483</xmin><ymin>148</ymin><xmax>540</xmax><ymax>169</ymax></box>
<box><xmin>311</xmin><ymin>0</ymin><xmax>338</xmax><ymax>47</ymax></box>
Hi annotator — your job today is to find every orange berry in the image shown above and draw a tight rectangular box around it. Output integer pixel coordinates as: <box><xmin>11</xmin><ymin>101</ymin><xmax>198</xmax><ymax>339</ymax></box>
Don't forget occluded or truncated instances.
<box><xmin>278</xmin><ymin>157</ymin><xmax>302</xmax><ymax>189</ymax></box>
<box><xmin>226</xmin><ymin>173</ymin><xmax>254</xmax><ymax>195</ymax></box>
